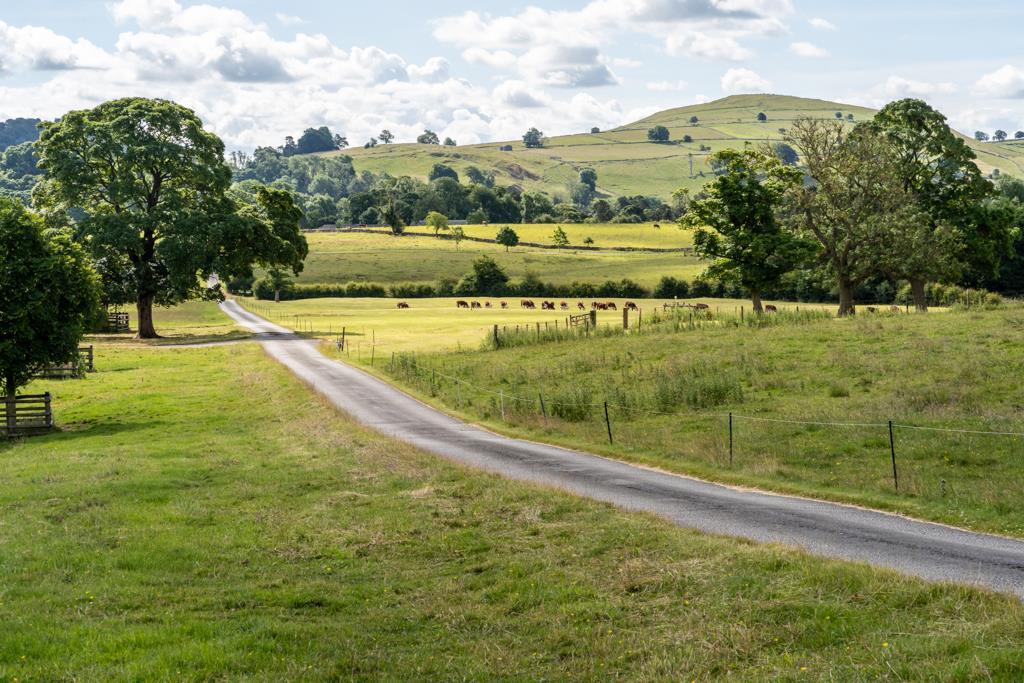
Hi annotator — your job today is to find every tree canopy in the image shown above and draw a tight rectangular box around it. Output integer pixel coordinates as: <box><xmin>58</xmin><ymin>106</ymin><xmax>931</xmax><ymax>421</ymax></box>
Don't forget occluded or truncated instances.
<box><xmin>682</xmin><ymin>149</ymin><xmax>812</xmax><ymax>313</ymax></box>
<box><xmin>0</xmin><ymin>197</ymin><xmax>100</xmax><ymax>399</ymax></box>
<box><xmin>648</xmin><ymin>126</ymin><xmax>670</xmax><ymax>143</ymax></box>
<box><xmin>417</xmin><ymin>130</ymin><xmax>440</xmax><ymax>145</ymax></box>
<box><xmin>495</xmin><ymin>226</ymin><xmax>519</xmax><ymax>252</ymax></box>
<box><xmin>522</xmin><ymin>128</ymin><xmax>545</xmax><ymax>149</ymax></box>
<box><xmin>34</xmin><ymin>97</ymin><xmax>307</xmax><ymax>338</ymax></box>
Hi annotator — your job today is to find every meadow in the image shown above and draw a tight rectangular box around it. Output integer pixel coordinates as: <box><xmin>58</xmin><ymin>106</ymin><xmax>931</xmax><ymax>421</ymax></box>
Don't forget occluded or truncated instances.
<box><xmin>236</xmin><ymin>297</ymin><xmax>1024</xmax><ymax>537</ymax></box>
<box><xmin>296</xmin><ymin>228</ymin><xmax>705</xmax><ymax>289</ymax></box>
<box><xmin>239</xmin><ymin>296</ymin><xmax>817</xmax><ymax>355</ymax></box>
<box><xmin>4</xmin><ymin>301</ymin><xmax>1024</xmax><ymax>679</ymax></box>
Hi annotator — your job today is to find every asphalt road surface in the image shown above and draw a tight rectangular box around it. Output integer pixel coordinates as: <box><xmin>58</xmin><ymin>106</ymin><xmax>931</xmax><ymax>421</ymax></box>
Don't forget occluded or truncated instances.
<box><xmin>222</xmin><ymin>300</ymin><xmax>1024</xmax><ymax>598</ymax></box>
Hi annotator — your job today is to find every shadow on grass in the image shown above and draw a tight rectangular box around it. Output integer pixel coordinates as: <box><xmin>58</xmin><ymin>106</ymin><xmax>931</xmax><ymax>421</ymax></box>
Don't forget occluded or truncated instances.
<box><xmin>0</xmin><ymin>420</ymin><xmax>158</xmax><ymax>452</ymax></box>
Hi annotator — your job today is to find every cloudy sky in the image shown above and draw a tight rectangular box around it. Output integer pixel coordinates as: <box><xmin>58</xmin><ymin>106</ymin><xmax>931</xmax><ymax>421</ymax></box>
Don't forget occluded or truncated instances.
<box><xmin>1</xmin><ymin>0</ymin><xmax>1023</xmax><ymax>149</ymax></box>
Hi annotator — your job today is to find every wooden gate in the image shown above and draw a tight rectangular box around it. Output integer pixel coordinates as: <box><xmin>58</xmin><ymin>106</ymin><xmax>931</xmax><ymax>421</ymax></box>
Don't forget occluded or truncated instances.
<box><xmin>3</xmin><ymin>393</ymin><xmax>53</xmax><ymax>437</ymax></box>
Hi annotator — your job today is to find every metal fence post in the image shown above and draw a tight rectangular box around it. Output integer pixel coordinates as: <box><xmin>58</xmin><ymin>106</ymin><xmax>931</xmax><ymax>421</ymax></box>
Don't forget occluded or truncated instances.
<box><xmin>889</xmin><ymin>421</ymin><xmax>899</xmax><ymax>492</ymax></box>
<box><xmin>604</xmin><ymin>402</ymin><xmax>613</xmax><ymax>445</ymax></box>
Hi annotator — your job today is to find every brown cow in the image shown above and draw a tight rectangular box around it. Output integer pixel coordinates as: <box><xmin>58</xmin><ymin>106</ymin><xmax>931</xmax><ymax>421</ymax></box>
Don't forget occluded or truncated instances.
<box><xmin>607</xmin><ymin>302</ymin><xmax>618</xmax><ymax>310</ymax></box>
<box><xmin>485</xmin><ymin>301</ymin><xmax>492</xmax><ymax>309</ymax></box>
<box><xmin>501</xmin><ymin>301</ymin><xmax>509</xmax><ymax>309</ymax></box>
<box><xmin>542</xmin><ymin>301</ymin><xmax>555</xmax><ymax>310</ymax></box>
<box><xmin>624</xmin><ymin>301</ymin><xmax>639</xmax><ymax>311</ymax></box>
<box><xmin>397</xmin><ymin>302</ymin><xmax>410</xmax><ymax>309</ymax></box>
<box><xmin>560</xmin><ymin>302</ymin><xmax>569</xmax><ymax>310</ymax></box>
<box><xmin>764</xmin><ymin>304</ymin><xmax>778</xmax><ymax>313</ymax></box>
<box><xmin>471</xmin><ymin>301</ymin><xmax>482</xmax><ymax>309</ymax></box>
<box><xmin>866</xmin><ymin>306</ymin><xmax>878</xmax><ymax>313</ymax></box>
<box><xmin>577</xmin><ymin>302</ymin><xmax>586</xmax><ymax>310</ymax></box>
<box><xmin>456</xmin><ymin>300</ymin><xmax>470</xmax><ymax>309</ymax></box>
<box><xmin>890</xmin><ymin>305</ymin><xmax>901</xmax><ymax>313</ymax></box>
<box><xmin>521</xmin><ymin>300</ymin><xmax>536</xmax><ymax>309</ymax></box>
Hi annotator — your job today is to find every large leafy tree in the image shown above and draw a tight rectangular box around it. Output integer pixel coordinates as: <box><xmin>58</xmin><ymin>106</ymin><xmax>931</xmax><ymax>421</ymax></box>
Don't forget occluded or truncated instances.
<box><xmin>34</xmin><ymin>98</ymin><xmax>307</xmax><ymax>338</ymax></box>
<box><xmin>1</xmin><ymin>197</ymin><xmax>100</xmax><ymax>406</ymax></box>
<box><xmin>786</xmin><ymin>118</ymin><xmax>914</xmax><ymax>316</ymax></box>
<box><xmin>682</xmin><ymin>149</ymin><xmax>813</xmax><ymax>314</ymax></box>
<box><xmin>866</xmin><ymin>99</ymin><xmax>1002</xmax><ymax>310</ymax></box>
<box><xmin>495</xmin><ymin>225</ymin><xmax>519</xmax><ymax>252</ymax></box>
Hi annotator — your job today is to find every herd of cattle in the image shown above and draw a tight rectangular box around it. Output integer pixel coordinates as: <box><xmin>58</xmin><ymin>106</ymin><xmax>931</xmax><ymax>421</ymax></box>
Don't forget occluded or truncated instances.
<box><xmin>393</xmin><ymin>300</ymin><xmax>648</xmax><ymax>311</ymax></box>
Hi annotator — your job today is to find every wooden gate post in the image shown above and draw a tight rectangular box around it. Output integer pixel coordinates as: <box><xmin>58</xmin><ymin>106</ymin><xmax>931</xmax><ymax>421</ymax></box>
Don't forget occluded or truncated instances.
<box><xmin>622</xmin><ymin>307</ymin><xmax>629</xmax><ymax>330</ymax></box>
<box><xmin>4</xmin><ymin>392</ymin><xmax>15</xmax><ymax>437</ymax></box>
<box><xmin>589</xmin><ymin>310</ymin><xmax>597</xmax><ymax>329</ymax></box>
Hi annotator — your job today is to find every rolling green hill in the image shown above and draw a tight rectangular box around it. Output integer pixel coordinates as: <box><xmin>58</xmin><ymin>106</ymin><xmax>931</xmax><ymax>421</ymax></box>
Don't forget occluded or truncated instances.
<box><xmin>332</xmin><ymin>94</ymin><xmax>1024</xmax><ymax>199</ymax></box>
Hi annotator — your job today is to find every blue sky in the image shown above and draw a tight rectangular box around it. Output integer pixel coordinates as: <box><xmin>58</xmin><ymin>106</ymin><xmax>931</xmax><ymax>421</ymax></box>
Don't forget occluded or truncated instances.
<box><xmin>1</xmin><ymin>0</ymin><xmax>1023</xmax><ymax>149</ymax></box>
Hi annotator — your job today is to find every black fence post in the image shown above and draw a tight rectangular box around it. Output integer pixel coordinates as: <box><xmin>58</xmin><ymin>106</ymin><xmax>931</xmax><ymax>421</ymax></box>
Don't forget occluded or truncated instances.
<box><xmin>604</xmin><ymin>402</ymin><xmax>613</xmax><ymax>445</ymax></box>
<box><xmin>889</xmin><ymin>420</ymin><xmax>899</xmax><ymax>492</ymax></box>
<box><xmin>539</xmin><ymin>393</ymin><xmax>548</xmax><ymax>427</ymax></box>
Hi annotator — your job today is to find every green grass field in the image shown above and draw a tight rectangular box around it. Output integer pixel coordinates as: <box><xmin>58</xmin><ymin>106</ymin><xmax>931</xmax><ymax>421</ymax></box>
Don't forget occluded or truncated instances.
<box><xmin>332</xmin><ymin>95</ymin><xmax>1023</xmax><ymax>199</ymax></box>
<box><xmin>237</xmin><ymin>296</ymin><xmax>1024</xmax><ymax>537</ymax></box>
<box><xmin>240</xmin><ymin>296</ymin><xmax>816</xmax><ymax>355</ymax></box>
<box><xmin>297</xmin><ymin>229</ymin><xmax>705</xmax><ymax>289</ymax></box>
<box><xmin>5</xmin><ymin>302</ymin><xmax>1024</xmax><ymax>679</ymax></box>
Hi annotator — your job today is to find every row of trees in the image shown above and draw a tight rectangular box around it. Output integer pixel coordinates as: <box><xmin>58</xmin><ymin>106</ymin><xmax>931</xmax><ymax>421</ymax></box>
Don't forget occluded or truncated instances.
<box><xmin>684</xmin><ymin>99</ymin><xmax>1020</xmax><ymax>315</ymax></box>
<box><xmin>974</xmin><ymin>130</ymin><xmax>1024</xmax><ymax>142</ymax></box>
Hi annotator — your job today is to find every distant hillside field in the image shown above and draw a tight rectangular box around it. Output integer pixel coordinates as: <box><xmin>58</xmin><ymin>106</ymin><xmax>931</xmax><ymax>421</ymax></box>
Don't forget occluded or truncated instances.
<box><xmin>298</xmin><ymin>227</ymin><xmax>704</xmax><ymax>289</ymax></box>
<box><xmin>333</xmin><ymin>95</ymin><xmax>1024</xmax><ymax>199</ymax></box>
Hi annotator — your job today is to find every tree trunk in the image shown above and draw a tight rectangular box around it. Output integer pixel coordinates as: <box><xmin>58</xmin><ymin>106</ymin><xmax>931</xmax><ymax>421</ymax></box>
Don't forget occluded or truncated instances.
<box><xmin>136</xmin><ymin>294</ymin><xmax>159</xmax><ymax>339</ymax></box>
<box><xmin>5</xmin><ymin>380</ymin><xmax>15</xmax><ymax>438</ymax></box>
<box><xmin>275</xmin><ymin>289</ymin><xmax>281</xmax><ymax>303</ymax></box>
<box><xmin>910</xmin><ymin>278</ymin><xmax>928</xmax><ymax>312</ymax></box>
<box><xmin>837</xmin><ymin>278</ymin><xmax>856</xmax><ymax>317</ymax></box>
<box><xmin>750</xmin><ymin>290</ymin><xmax>764</xmax><ymax>315</ymax></box>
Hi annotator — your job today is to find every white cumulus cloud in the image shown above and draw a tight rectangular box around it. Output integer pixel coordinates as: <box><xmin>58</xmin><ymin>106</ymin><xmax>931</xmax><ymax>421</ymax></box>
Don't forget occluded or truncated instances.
<box><xmin>721</xmin><ymin>68</ymin><xmax>772</xmax><ymax>93</ymax></box>
<box><xmin>789</xmin><ymin>41</ymin><xmax>828</xmax><ymax>59</ymax></box>
<box><xmin>974</xmin><ymin>65</ymin><xmax>1024</xmax><ymax>99</ymax></box>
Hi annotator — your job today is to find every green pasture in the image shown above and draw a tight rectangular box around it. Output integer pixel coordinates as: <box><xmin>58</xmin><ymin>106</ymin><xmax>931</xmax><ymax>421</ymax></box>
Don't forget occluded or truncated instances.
<box><xmin>297</xmin><ymin>230</ymin><xmax>705</xmax><ymax>288</ymax></box>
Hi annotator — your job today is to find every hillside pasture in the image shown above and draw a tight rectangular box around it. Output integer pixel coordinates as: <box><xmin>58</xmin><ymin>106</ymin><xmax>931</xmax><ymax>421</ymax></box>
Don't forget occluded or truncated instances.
<box><xmin>336</xmin><ymin>94</ymin><xmax>1024</xmax><ymax>198</ymax></box>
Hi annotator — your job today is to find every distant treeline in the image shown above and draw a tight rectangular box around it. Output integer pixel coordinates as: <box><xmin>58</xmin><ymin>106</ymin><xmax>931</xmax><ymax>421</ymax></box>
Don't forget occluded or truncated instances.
<box><xmin>233</xmin><ymin>260</ymin><xmax>999</xmax><ymax>308</ymax></box>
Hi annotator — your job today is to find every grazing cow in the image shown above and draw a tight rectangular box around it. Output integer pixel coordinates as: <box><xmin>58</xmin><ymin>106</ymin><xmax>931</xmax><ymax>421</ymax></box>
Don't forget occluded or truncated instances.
<box><xmin>397</xmin><ymin>302</ymin><xmax>410</xmax><ymax>309</ymax></box>
<box><xmin>560</xmin><ymin>302</ymin><xmax>569</xmax><ymax>310</ymax></box>
<box><xmin>764</xmin><ymin>304</ymin><xmax>778</xmax><ymax>313</ymax></box>
<box><xmin>485</xmin><ymin>301</ymin><xmax>492</xmax><ymax>309</ymax></box>
<box><xmin>471</xmin><ymin>301</ymin><xmax>482</xmax><ymax>309</ymax></box>
<box><xmin>891</xmin><ymin>305</ymin><xmax>901</xmax><ymax>313</ymax></box>
<box><xmin>521</xmin><ymin>299</ymin><xmax>536</xmax><ymax>309</ymax></box>
<box><xmin>607</xmin><ymin>302</ymin><xmax>618</xmax><ymax>311</ymax></box>
<box><xmin>624</xmin><ymin>301</ymin><xmax>639</xmax><ymax>311</ymax></box>
<box><xmin>501</xmin><ymin>301</ymin><xmax>509</xmax><ymax>309</ymax></box>
<box><xmin>866</xmin><ymin>306</ymin><xmax>878</xmax><ymax>313</ymax></box>
<box><xmin>578</xmin><ymin>302</ymin><xmax>586</xmax><ymax>310</ymax></box>
<box><xmin>457</xmin><ymin>300</ymin><xmax>470</xmax><ymax>309</ymax></box>
<box><xmin>541</xmin><ymin>301</ymin><xmax>555</xmax><ymax>310</ymax></box>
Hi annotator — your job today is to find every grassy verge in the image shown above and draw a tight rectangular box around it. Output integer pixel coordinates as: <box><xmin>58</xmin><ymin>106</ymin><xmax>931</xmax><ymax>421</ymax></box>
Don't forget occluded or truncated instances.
<box><xmin>310</xmin><ymin>302</ymin><xmax>1024</xmax><ymax>538</ymax></box>
<box><xmin>3</xmin><ymin>321</ymin><xmax>1024</xmax><ymax>678</ymax></box>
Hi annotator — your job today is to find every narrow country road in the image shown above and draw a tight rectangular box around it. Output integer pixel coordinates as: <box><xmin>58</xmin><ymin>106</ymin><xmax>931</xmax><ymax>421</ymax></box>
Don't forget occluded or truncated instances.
<box><xmin>221</xmin><ymin>300</ymin><xmax>1024</xmax><ymax>598</ymax></box>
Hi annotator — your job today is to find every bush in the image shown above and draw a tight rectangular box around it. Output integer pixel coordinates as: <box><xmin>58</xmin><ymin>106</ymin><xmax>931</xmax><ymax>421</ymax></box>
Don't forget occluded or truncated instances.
<box><xmin>655</xmin><ymin>276</ymin><xmax>691</xmax><ymax>299</ymax></box>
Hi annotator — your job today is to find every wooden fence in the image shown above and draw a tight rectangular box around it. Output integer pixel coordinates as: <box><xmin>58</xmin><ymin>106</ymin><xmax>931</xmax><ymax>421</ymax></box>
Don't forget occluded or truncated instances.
<box><xmin>36</xmin><ymin>346</ymin><xmax>95</xmax><ymax>380</ymax></box>
<box><xmin>107</xmin><ymin>312</ymin><xmax>130</xmax><ymax>333</ymax></box>
<box><xmin>3</xmin><ymin>393</ymin><xmax>53</xmax><ymax>437</ymax></box>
